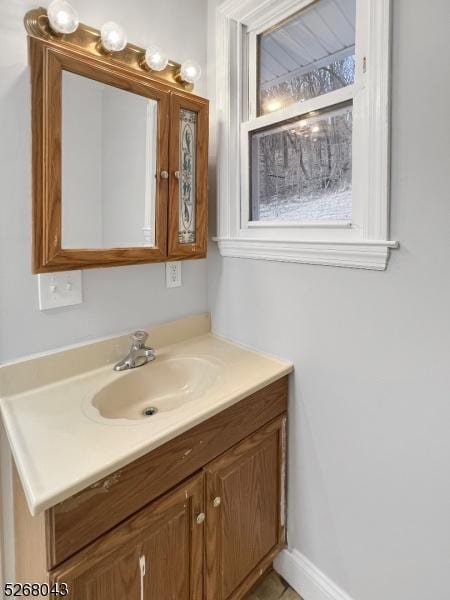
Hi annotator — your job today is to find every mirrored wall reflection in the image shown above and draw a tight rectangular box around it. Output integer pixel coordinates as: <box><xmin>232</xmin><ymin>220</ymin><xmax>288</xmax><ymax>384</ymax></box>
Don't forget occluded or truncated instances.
<box><xmin>250</xmin><ymin>103</ymin><xmax>353</xmax><ymax>221</ymax></box>
<box><xmin>61</xmin><ymin>71</ymin><xmax>158</xmax><ymax>249</ymax></box>
<box><xmin>178</xmin><ymin>108</ymin><xmax>197</xmax><ymax>244</ymax></box>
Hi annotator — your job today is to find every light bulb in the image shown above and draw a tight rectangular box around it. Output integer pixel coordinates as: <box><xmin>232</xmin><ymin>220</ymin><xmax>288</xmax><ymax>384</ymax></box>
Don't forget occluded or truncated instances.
<box><xmin>145</xmin><ymin>45</ymin><xmax>169</xmax><ymax>71</ymax></box>
<box><xmin>180</xmin><ymin>59</ymin><xmax>202</xmax><ymax>84</ymax></box>
<box><xmin>100</xmin><ymin>21</ymin><xmax>127</xmax><ymax>52</ymax></box>
<box><xmin>47</xmin><ymin>0</ymin><xmax>79</xmax><ymax>34</ymax></box>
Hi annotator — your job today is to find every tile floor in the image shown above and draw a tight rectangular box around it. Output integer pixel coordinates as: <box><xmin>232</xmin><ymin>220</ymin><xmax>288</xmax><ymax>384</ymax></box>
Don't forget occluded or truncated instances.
<box><xmin>246</xmin><ymin>571</ymin><xmax>302</xmax><ymax>600</ymax></box>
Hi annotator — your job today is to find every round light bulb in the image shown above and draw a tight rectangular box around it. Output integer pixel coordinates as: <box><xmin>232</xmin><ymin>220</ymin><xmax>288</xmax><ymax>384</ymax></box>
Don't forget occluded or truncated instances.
<box><xmin>180</xmin><ymin>59</ymin><xmax>202</xmax><ymax>84</ymax></box>
<box><xmin>100</xmin><ymin>21</ymin><xmax>127</xmax><ymax>52</ymax></box>
<box><xmin>145</xmin><ymin>45</ymin><xmax>169</xmax><ymax>72</ymax></box>
<box><xmin>47</xmin><ymin>0</ymin><xmax>79</xmax><ymax>34</ymax></box>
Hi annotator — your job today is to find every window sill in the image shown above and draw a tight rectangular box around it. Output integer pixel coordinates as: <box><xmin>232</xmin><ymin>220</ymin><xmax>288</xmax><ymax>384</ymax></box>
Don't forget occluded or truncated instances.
<box><xmin>214</xmin><ymin>237</ymin><xmax>399</xmax><ymax>270</ymax></box>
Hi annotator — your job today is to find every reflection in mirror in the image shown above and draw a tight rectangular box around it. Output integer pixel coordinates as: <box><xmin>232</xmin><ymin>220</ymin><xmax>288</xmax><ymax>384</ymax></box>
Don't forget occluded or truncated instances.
<box><xmin>61</xmin><ymin>72</ymin><xmax>157</xmax><ymax>249</ymax></box>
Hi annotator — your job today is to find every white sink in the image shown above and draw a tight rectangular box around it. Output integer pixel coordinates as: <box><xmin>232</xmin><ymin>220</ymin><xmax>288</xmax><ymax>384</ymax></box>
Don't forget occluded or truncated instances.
<box><xmin>89</xmin><ymin>355</ymin><xmax>222</xmax><ymax>421</ymax></box>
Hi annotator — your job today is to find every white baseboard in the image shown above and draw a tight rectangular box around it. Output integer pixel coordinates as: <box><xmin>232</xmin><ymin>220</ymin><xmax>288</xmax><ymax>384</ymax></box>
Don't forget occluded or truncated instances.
<box><xmin>274</xmin><ymin>549</ymin><xmax>355</xmax><ymax>600</ymax></box>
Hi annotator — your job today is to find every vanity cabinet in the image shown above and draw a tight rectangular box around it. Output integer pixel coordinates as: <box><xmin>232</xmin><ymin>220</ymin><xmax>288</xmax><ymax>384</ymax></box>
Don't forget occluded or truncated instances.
<box><xmin>14</xmin><ymin>377</ymin><xmax>288</xmax><ymax>599</ymax></box>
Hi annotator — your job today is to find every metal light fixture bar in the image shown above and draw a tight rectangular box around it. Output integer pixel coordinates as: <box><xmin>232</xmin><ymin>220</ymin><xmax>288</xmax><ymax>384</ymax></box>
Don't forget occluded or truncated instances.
<box><xmin>24</xmin><ymin>7</ymin><xmax>195</xmax><ymax>92</ymax></box>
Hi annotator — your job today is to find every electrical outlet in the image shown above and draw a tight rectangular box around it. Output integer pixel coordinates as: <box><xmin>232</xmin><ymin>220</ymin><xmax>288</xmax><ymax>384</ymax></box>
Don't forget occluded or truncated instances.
<box><xmin>38</xmin><ymin>271</ymin><xmax>83</xmax><ymax>310</ymax></box>
<box><xmin>165</xmin><ymin>262</ymin><xmax>182</xmax><ymax>288</ymax></box>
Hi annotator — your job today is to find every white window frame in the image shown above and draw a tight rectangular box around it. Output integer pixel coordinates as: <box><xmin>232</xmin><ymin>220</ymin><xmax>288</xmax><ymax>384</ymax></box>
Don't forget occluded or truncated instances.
<box><xmin>214</xmin><ymin>0</ymin><xmax>398</xmax><ymax>270</ymax></box>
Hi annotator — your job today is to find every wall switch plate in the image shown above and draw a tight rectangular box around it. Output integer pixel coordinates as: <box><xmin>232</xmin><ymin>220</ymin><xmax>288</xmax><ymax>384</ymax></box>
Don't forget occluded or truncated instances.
<box><xmin>38</xmin><ymin>271</ymin><xmax>83</xmax><ymax>310</ymax></box>
<box><xmin>165</xmin><ymin>262</ymin><xmax>182</xmax><ymax>288</ymax></box>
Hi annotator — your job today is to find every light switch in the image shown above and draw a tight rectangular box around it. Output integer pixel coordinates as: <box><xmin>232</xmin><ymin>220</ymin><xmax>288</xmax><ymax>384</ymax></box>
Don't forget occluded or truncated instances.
<box><xmin>38</xmin><ymin>271</ymin><xmax>83</xmax><ymax>310</ymax></box>
<box><xmin>165</xmin><ymin>262</ymin><xmax>182</xmax><ymax>288</ymax></box>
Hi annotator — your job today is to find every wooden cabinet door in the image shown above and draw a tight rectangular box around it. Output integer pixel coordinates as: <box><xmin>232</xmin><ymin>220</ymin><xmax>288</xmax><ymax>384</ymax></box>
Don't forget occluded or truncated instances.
<box><xmin>205</xmin><ymin>416</ymin><xmax>287</xmax><ymax>600</ymax></box>
<box><xmin>168</xmin><ymin>92</ymin><xmax>208</xmax><ymax>260</ymax></box>
<box><xmin>50</xmin><ymin>473</ymin><xmax>204</xmax><ymax>600</ymax></box>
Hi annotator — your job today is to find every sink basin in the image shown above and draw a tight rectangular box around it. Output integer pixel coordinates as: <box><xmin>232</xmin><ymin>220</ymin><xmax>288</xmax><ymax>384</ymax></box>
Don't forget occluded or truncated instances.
<box><xmin>90</xmin><ymin>356</ymin><xmax>221</xmax><ymax>421</ymax></box>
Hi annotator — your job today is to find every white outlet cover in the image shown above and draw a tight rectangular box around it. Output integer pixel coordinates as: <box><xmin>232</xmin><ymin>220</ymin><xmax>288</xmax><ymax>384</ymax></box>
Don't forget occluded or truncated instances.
<box><xmin>165</xmin><ymin>262</ymin><xmax>182</xmax><ymax>288</ymax></box>
<box><xmin>38</xmin><ymin>271</ymin><xmax>83</xmax><ymax>310</ymax></box>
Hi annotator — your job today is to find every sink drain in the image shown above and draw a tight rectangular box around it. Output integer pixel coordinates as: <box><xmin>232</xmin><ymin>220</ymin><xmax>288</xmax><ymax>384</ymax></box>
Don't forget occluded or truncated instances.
<box><xmin>143</xmin><ymin>407</ymin><xmax>158</xmax><ymax>417</ymax></box>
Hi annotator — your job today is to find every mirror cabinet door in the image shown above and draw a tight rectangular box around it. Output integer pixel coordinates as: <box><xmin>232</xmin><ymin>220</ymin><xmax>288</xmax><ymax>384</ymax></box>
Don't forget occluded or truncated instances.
<box><xmin>30</xmin><ymin>39</ymin><xmax>171</xmax><ymax>272</ymax></box>
<box><xmin>168</xmin><ymin>93</ymin><xmax>208</xmax><ymax>259</ymax></box>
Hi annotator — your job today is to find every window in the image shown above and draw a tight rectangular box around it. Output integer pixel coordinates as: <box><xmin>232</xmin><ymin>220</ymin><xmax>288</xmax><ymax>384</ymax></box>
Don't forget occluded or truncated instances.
<box><xmin>215</xmin><ymin>0</ymin><xmax>397</xmax><ymax>270</ymax></box>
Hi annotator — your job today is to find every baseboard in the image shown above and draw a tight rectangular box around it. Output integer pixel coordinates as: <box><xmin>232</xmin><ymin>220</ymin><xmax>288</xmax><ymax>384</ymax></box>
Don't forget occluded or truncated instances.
<box><xmin>274</xmin><ymin>549</ymin><xmax>354</xmax><ymax>600</ymax></box>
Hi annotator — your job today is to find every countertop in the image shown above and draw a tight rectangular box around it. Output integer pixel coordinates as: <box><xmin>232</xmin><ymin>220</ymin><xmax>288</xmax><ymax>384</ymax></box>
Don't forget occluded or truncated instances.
<box><xmin>0</xmin><ymin>329</ymin><xmax>292</xmax><ymax>516</ymax></box>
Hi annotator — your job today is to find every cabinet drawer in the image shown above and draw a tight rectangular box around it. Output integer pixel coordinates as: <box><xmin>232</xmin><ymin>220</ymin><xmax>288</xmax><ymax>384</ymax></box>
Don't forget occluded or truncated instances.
<box><xmin>46</xmin><ymin>377</ymin><xmax>288</xmax><ymax>568</ymax></box>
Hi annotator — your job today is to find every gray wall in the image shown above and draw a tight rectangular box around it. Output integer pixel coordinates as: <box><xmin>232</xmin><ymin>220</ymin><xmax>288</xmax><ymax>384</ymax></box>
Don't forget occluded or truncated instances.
<box><xmin>207</xmin><ymin>1</ymin><xmax>450</xmax><ymax>599</ymax></box>
<box><xmin>0</xmin><ymin>0</ymin><xmax>208</xmax><ymax>364</ymax></box>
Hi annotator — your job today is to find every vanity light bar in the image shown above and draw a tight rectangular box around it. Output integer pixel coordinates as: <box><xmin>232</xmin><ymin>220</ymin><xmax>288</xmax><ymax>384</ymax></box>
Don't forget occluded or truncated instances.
<box><xmin>29</xmin><ymin>3</ymin><xmax>200</xmax><ymax>88</ymax></box>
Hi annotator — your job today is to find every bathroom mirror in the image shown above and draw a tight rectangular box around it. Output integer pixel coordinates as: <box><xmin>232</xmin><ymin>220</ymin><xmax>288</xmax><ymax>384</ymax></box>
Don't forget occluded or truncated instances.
<box><xmin>28</xmin><ymin>30</ymin><xmax>208</xmax><ymax>273</ymax></box>
<box><xmin>29</xmin><ymin>45</ymin><xmax>170</xmax><ymax>271</ymax></box>
<box><xmin>61</xmin><ymin>72</ymin><xmax>158</xmax><ymax>249</ymax></box>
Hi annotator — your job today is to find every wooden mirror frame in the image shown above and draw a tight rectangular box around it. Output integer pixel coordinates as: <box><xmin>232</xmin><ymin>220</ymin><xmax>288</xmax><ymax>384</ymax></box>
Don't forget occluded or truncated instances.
<box><xmin>26</xmin><ymin>9</ymin><xmax>206</xmax><ymax>273</ymax></box>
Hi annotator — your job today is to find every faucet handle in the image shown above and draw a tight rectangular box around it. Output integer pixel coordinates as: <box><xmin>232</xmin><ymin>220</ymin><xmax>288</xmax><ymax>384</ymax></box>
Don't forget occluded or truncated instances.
<box><xmin>131</xmin><ymin>330</ymin><xmax>148</xmax><ymax>348</ymax></box>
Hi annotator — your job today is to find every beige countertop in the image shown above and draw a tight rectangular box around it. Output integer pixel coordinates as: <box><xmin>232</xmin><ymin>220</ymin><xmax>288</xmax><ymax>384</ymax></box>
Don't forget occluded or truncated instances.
<box><xmin>0</xmin><ymin>315</ymin><xmax>292</xmax><ymax>516</ymax></box>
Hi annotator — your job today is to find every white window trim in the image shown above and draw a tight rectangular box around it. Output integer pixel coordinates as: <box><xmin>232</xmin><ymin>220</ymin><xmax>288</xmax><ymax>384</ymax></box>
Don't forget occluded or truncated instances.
<box><xmin>214</xmin><ymin>0</ymin><xmax>398</xmax><ymax>270</ymax></box>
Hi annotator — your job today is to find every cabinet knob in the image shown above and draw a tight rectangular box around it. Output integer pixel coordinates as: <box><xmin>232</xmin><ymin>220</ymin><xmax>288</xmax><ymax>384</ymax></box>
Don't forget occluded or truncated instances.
<box><xmin>213</xmin><ymin>496</ymin><xmax>221</xmax><ymax>508</ymax></box>
<box><xmin>196</xmin><ymin>512</ymin><xmax>206</xmax><ymax>525</ymax></box>
<box><xmin>160</xmin><ymin>170</ymin><xmax>169</xmax><ymax>179</ymax></box>
<box><xmin>174</xmin><ymin>170</ymin><xmax>180</xmax><ymax>179</ymax></box>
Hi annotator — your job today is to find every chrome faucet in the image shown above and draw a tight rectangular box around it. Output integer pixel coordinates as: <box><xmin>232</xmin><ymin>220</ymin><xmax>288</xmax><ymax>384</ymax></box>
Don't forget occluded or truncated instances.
<box><xmin>114</xmin><ymin>331</ymin><xmax>155</xmax><ymax>372</ymax></box>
